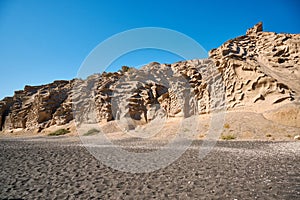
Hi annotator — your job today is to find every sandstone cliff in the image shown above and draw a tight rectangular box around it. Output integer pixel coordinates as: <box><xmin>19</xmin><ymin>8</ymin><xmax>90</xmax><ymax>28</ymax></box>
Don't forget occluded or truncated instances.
<box><xmin>0</xmin><ymin>22</ymin><xmax>299</xmax><ymax>133</ymax></box>
<box><xmin>0</xmin><ymin>81</ymin><xmax>74</xmax><ymax>132</ymax></box>
<box><xmin>209</xmin><ymin>22</ymin><xmax>299</xmax><ymax>111</ymax></box>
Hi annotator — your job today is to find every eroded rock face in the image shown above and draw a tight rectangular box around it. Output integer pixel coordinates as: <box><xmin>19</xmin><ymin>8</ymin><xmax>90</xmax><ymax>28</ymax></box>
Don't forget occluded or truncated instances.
<box><xmin>72</xmin><ymin>73</ymin><xmax>121</xmax><ymax>124</ymax></box>
<box><xmin>0</xmin><ymin>22</ymin><xmax>299</xmax><ymax>132</ymax></box>
<box><xmin>0</xmin><ymin>81</ymin><xmax>73</xmax><ymax>132</ymax></box>
<box><xmin>209</xmin><ymin>22</ymin><xmax>299</xmax><ymax>111</ymax></box>
<box><xmin>0</xmin><ymin>97</ymin><xmax>13</xmax><ymax>130</ymax></box>
<box><xmin>246</xmin><ymin>21</ymin><xmax>263</xmax><ymax>35</ymax></box>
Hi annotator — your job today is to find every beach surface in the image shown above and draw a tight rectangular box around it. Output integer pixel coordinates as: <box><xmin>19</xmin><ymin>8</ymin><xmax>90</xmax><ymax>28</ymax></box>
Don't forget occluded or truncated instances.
<box><xmin>0</xmin><ymin>136</ymin><xmax>299</xmax><ymax>199</ymax></box>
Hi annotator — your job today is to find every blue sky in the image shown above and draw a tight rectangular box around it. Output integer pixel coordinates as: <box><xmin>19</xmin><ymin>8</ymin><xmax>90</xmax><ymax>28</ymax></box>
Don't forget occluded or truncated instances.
<box><xmin>0</xmin><ymin>0</ymin><xmax>299</xmax><ymax>99</ymax></box>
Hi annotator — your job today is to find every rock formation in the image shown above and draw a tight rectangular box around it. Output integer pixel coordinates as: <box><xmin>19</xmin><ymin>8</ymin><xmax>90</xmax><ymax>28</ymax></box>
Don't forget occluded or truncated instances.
<box><xmin>209</xmin><ymin>22</ymin><xmax>299</xmax><ymax>111</ymax></box>
<box><xmin>0</xmin><ymin>22</ymin><xmax>299</xmax><ymax>133</ymax></box>
<box><xmin>0</xmin><ymin>81</ymin><xmax>74</xmax><ymax>132</ymax></box>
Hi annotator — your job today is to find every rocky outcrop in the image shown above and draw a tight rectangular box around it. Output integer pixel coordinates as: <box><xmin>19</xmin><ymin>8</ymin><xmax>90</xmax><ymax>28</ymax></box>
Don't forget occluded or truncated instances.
<box><xmin>0</xmin><ymin>81</ymin><xmax>73</xmax><ymax>132</ymax></box>
<box><xmin>0</xmin><ymin>97</ymin><xmax>13</xmax><ymax>131</ymax></box>
<box><xmin>246</xmin><ymin>21</ymin><xmax>263</xmax><ymax>35</ymax></box>
<box><xmin>72</xmin><ymin>72</ymin><xmax>121</xmax><ymax>124</ymax></box>
<box><xmin>209</xmin><ymin>22</ymin><xmax>299</xmax><ymax>111</ymax></box>
<box><xmin>0</xmin><ymin>22</ymin><xmax>299</xmax><ymax>133</ymax></box>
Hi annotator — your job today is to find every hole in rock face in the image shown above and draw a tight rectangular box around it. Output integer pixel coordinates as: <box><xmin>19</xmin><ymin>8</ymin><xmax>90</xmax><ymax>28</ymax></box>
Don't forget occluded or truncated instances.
<box><xmin>278</xmin><ymin>58</ymin><xmax>285</xmax><ymax>64</ymax></box>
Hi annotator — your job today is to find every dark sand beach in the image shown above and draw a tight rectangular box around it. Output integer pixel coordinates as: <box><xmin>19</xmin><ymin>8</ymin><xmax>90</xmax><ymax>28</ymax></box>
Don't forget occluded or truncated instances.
<box><xmin>0</xmin><ymin>137</ymin><xmax>299</xmax><ymax>199</ymax></box>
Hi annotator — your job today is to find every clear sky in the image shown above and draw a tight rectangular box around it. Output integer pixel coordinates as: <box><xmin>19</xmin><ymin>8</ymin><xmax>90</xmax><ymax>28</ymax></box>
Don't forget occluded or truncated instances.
<box><xmin>0</xmin><ymin>0</ymin><xmax>299</xmax><ymax>99</ymax></box>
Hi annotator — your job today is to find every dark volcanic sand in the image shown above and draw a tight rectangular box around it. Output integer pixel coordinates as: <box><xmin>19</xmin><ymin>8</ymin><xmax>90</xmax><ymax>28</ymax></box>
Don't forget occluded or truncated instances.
<box><xmin>0</xmin><ymin>137</ymin><xmax>299</xmax><ymax>199</ymax></box>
